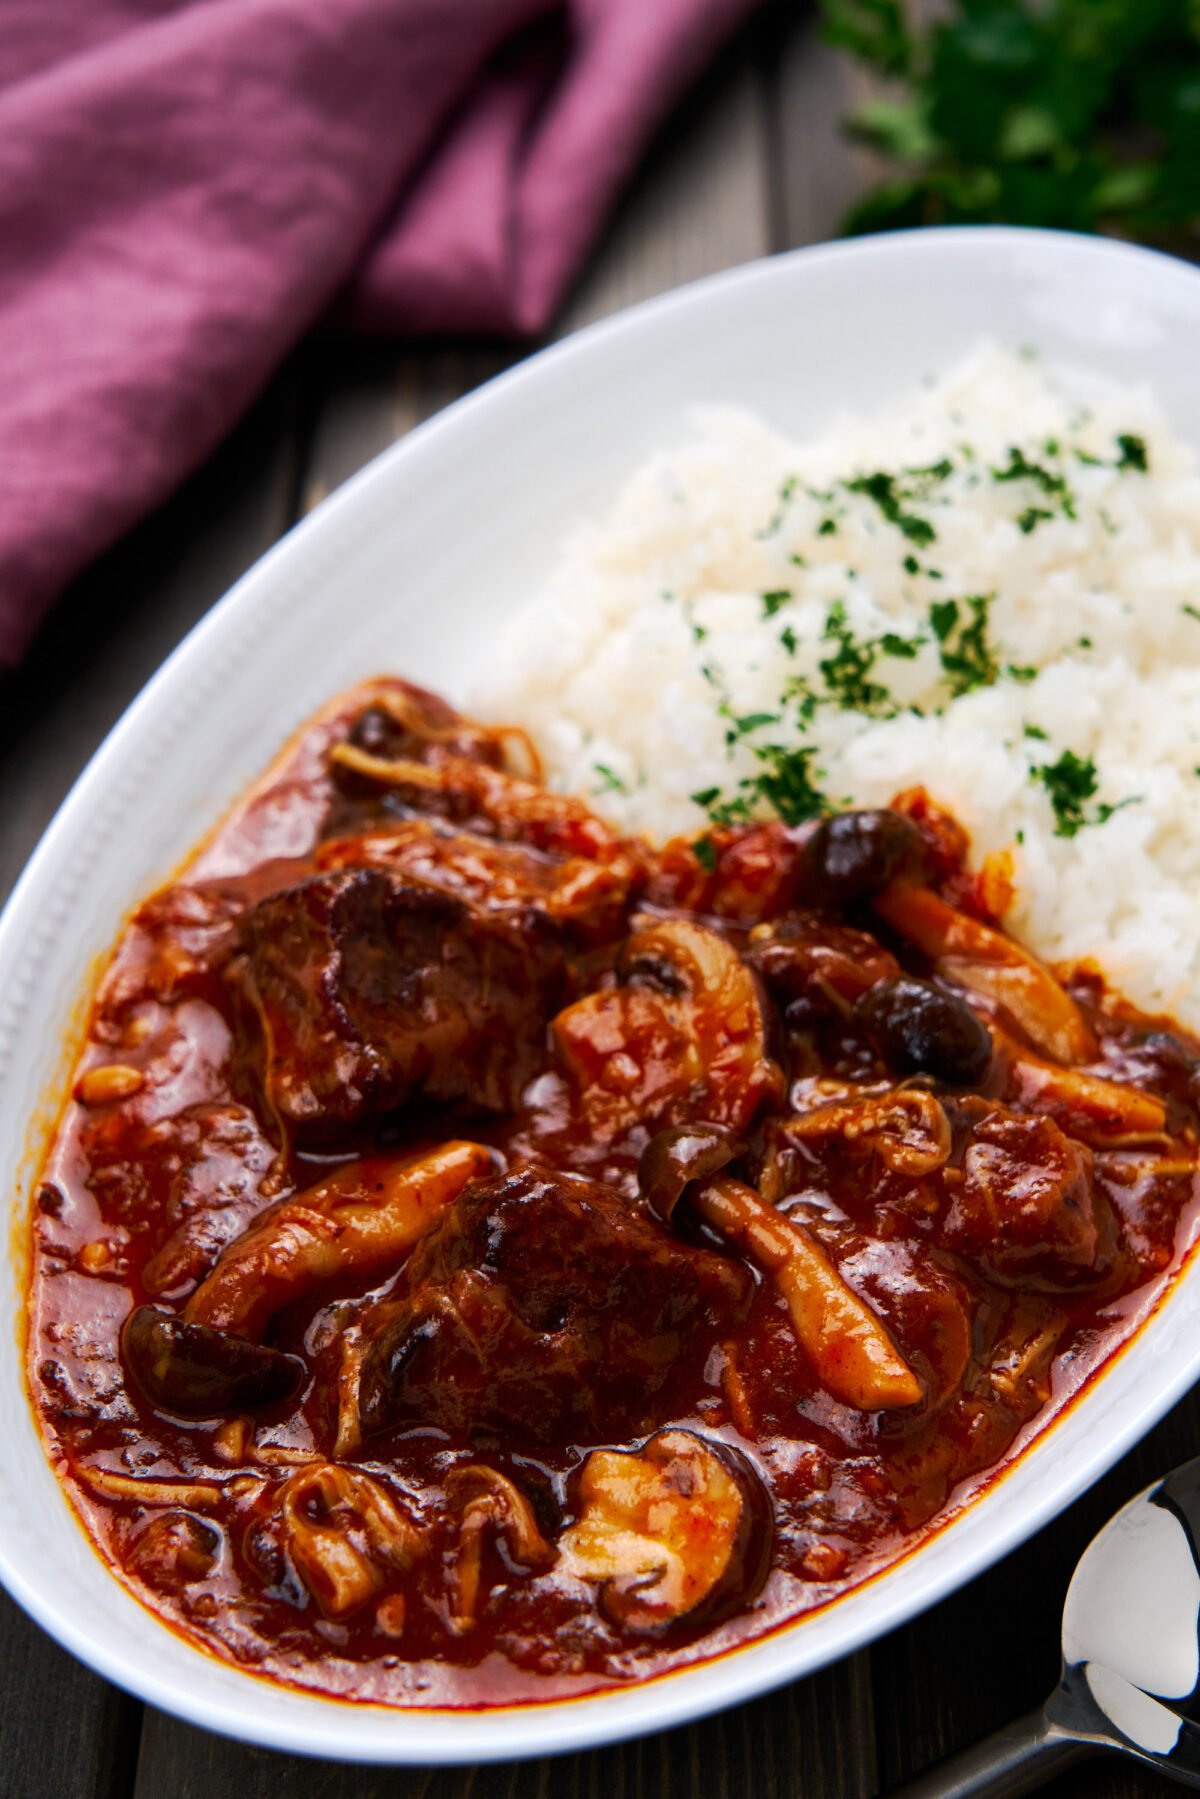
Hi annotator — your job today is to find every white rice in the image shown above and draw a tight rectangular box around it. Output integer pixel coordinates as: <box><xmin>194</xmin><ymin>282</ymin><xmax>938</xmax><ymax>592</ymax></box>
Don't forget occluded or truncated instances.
<box><xmin>473</xmin><ymin>346</ymin><xmax>1200</xmax><ymax>1028</ymax></box>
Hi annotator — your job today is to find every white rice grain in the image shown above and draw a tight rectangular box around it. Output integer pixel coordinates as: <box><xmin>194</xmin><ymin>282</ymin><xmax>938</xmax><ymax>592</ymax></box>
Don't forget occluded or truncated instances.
<box><xmin>473</xmin><ymin>346</ymin><xmax>1200</xmax><ymax>1026</ymax></box>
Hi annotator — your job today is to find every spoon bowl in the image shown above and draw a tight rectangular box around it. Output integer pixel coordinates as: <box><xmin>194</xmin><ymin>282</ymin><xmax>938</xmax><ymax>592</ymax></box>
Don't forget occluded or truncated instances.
<box><xmin>897</xmin><ymin>1457</ymin><xmax>1200</xmax><ymax>1795</ymax></box>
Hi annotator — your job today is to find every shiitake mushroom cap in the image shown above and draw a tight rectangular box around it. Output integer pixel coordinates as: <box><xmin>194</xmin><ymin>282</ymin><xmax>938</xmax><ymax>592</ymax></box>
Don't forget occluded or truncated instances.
<box><xmin>561</xmin><ymin>1426</ymin><xmax>773</xmax><ymax>1636</ymax></box>
<box><xmin>121</xmin><ymin>1306</ymin><xmax>305</xmax><ymax>1419</ymax></box>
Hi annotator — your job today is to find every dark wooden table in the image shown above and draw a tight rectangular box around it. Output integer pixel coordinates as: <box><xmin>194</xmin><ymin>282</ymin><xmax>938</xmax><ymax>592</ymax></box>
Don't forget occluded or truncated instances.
<box><xmin>0</xmin><ymin>9</ymin><xmax>1187</xmax><ymax>1795</ymax></box>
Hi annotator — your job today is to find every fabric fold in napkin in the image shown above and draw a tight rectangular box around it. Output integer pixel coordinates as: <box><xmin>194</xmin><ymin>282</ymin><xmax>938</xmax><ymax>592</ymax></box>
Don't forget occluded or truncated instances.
<box><xmin>0</xmin><ymin>0</ymin><xmax>757</xmax><ymax>665</ymax></box>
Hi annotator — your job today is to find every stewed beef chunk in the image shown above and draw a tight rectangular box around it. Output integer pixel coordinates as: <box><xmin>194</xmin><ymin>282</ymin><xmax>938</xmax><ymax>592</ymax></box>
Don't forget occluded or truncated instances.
<box><xmin>358</xmin><ymin>1166</ymin><xmax>752</xmax><ymax>1442</ymax></box>
<box><xmin>226</xmin><ymin>869</ymin><xmax>565</xmax><ymax>1143</ymax></box>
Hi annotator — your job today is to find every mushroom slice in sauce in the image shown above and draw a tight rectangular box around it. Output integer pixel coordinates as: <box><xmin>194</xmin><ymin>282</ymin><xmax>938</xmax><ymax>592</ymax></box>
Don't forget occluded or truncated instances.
<box><xmin>559</xmin><ymin>1429</ymin><xmax>770</xmax><ymax>1635</ymax></box>
<box><xmin>121</xmin><ymin>1306</ymin><xmax>305</xmax><ymax>1419</ymax></box>
<box><xmin>690</xmin><ymin>1177</ymin><xmax>922</xmax><ymax>1411</ymax></box>
<box><xmin>871</xmin><ymin>881</ymin><xmax>1096</xmax><ymax>1065</ymax></box>
<box><xmin>251</xmin><ymin>1463</ymin><xmax>423</xmax><ymax>1620</ymax></box>
<box><xmin>553</xmin><ymin>917</ymin><xmax>780</xmax><ymax>1142</ymax></box>
<box><xmin>185</xmin><ymin>1141</ymin><xmax>497</xmax><ymax>1339</ymax></box>
<box><xmin>444</xmin><ymin>1466</ymin><xmax>555</xmax><ymax>1633</ymax></box>
<box><xmin>778</xmin><ymin>1089</ymin><xmax>953</xmax><ymax>1178</ymax></box>
<box><xmin>1000</xmin><ymin>1031</ymin><xmax>1169</xmax><ymax>1144</ymax></box>
<box><xmin>638</xmin><ymin>1123</ymin><xmax>743</xmax><ymax>1224</ymax></box>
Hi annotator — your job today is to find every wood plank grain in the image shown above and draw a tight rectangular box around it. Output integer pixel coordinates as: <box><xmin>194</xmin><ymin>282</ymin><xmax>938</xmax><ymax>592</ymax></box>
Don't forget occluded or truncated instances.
<box><xmin>0</xmin><ymin>362</ymin><xmax>302</xmax><ymax>910</ymax></box>
<box><xmin>0</xmin><ymin>1588</ymin><xmax>141</xmax><ymax>1799</ymax></box>
<box><xmin>767</xmin><ymin>3</ymin><xmax>899</xmax><ymax>251</ymax></box>
<box><xmin>299</xmin><ymin>342</ymin><xmax>515</xmax><ymax>517</ymax></box>
<box><xmin>134</xmin><ymin>1648</ymin><xmax>875</xmax><ymax>1799</ymax></box>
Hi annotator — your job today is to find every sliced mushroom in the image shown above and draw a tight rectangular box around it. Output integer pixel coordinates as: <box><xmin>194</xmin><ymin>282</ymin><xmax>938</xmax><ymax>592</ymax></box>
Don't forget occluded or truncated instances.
<box><xmin>778</xmin><ymin>1089</ymin><xmax>953</xmax><ymax>1178</ymax></box>
<box><xmin>554</xmin><ymin>918</ymin><xmax>780</xmax><ymax>1143</ymax></box>
<box><xmin>185</xmin><ymin>1141</ymin><xmax>496</xmax><ymax>1340</ymax></box>
<box><xmin>127</xmin><ymin>1512</ymin><xmax>222</xmax><ymax>1592</ymax></box>
<box><xmin>76</xmin><ymin>1466</ymin><xmax>224</xmax><ymax>1508</ymax></box>
<box><xmin>638</xmin><ymin>1124</ymin><xmax>743</xmax><ymax>1223</ymax></box>
<box><xmin>253</xmin><ymin>1463</ymin><xmax>423</xmax><ymax>1620</ymax></box>
<box><xmin>871</xmin><ymin>882</ymin><xmax>1096</xmax><ymax>1065</ymax></box>
<box><xmin>445</xmin><ymin>1465</ymin><xmax>555</xmax><ymax>1632</ymax></box>
<box><xmin>692</xmin><ymin>1177</ymin><xmax>922</xmax><ymax>1411</ymax></box>
<box><xmin>345</xmin><ymin>683</ymin><xmax>543</xmax><ymax>780</ymax></box>
<box><xmin>328</xmin><ymin>743</ymin><xmax>631</xmax><ymax>868</ymax></box>
<box><xmin>121</xmin><ymin>1307</ymin><xmax>305</xmax><ymax>1419</ymax></box>
<box><xmin>1001</xmin><ymin>1033</ymin><xmax>1169</xmax><ymax>1145</ymax></box>
<box><xmin>558</xmin><ymin>1429</ymin><xmax>771</xmax><ymax>1634</ymax></box>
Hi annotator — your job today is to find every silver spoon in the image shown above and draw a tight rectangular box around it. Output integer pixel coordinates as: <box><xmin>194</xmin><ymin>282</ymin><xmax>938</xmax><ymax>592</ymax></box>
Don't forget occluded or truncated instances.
<box><xmin>893</xmin><ymin>1457</ymin><xmax>1200</xmax><ymax>1795</ymax></box>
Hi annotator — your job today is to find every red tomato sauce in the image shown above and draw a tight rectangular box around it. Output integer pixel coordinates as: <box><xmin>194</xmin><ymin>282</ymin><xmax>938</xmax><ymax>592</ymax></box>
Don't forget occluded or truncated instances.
<box><xmin>26</xmin><ymin>679</ymin><xmax>1200</xmax><ymax>1705</ymax></box>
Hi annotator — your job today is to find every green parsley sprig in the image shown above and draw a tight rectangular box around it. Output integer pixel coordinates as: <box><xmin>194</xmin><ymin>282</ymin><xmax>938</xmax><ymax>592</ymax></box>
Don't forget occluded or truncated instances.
<box><xmin>1032</xmin><ymin>748</ymin><xmax>1139</xmax><ymax>837</ymax></box>
<box><xmin>820</xmin><ymin>0</ymin><xmax>1200</xmax><ymax>249</ymax></box>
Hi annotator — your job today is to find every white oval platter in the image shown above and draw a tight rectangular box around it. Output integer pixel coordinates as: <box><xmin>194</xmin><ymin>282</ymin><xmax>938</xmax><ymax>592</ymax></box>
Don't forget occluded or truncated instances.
<box><xmin>2</xmin><ymin>227</ymin><xmax>1200</xmax><ymax>1763</ymax></box>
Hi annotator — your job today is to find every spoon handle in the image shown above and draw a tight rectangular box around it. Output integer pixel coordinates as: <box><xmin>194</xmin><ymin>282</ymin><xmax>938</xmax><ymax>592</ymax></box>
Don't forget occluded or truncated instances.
<box><xmin>888</xmin><ymin>1705</ymin><xmax>1095</xmax><ymax>1797</ymax></box>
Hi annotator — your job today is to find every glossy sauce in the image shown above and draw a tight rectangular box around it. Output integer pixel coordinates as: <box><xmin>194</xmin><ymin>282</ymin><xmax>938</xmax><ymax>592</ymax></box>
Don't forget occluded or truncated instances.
<box><xmin>26</xmin><ymin>680</ymin><xmax>1200</xmax><ymax>1705</ymax></box>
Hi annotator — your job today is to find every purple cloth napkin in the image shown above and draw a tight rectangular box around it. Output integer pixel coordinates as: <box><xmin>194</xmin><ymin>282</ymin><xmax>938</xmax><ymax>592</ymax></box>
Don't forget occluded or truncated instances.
<box><xmin>0</xmin><ymin>0</ymin><xmax>758</xmax><ymax>665</ymax></box>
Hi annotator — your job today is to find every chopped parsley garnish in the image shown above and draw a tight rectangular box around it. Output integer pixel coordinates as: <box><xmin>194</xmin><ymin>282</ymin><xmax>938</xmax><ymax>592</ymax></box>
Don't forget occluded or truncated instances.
<box><xmin>909</xmin><ymin>457</ymin><xmax>953</xmax><ymax>485</ymax></box>
<box><xmin>1032</xmin><ymin>750</ymin><xmax>1135</xmax><ymax>838</ymax></box>
<box><xmin>929</xmin><ymin>599</ymin><xmax>958</xmax><ymax>642</ymax></box>
<box><xmin>820</xmin><ymin>602</ymin><xmax>895</xmax><ymax>714</ymax></box>
<box><xmin>817</xmin><ymin>517</ymin><xmax>839</xmax><ymax>536</ymax></box>
<box><xmin>845</xmin><ymin>471</ymin><xmax>936</xmax><ymax>545</ymax></box>
<box><xmin>691</xmin><ymin>786</ymin><xmax>721</xmax><ymax>808</ymax></box>
<box><xmin>786</xmin><ymin>676</ymin><xmax>822</xmax><ymax>724</ymax></box>
<box><xmin>1023</xmin><ymin>723</ymin><xmax>1048</xmax><ymax>741</ymax></box>
<box><xmin>592</xmin><ymin>763</ymin><xmax>628</xmax><ymax>795</ymax></box>
<box><xmin>1017</xmin><ymin>506</ymin><xmax>1055</xmax><ymax>534</ymax></box>
<box><xmin>993</xmin><ymin>447</ymin><xmax>1077</xmax><ymax>521</ymax></box>
<box><xmin>929</xmin><ymin>595</ymin><xmax>1000</xmax><ymax>697</ymax></box>
<box><xmin>746</xmin><ymin>744</ymin><xmax>829</xmax><ymax>825</ymax></box>
<box><xmin>756</xmin><ymin>476</ymin><xmax>798</xmax><ymax>538</ymax></box>
<box><xmin>761</xmin><ymin>589</ymin><xmax>792</xmax><ymax>618</ymax></box>
<box><xmin>1116</xmin><ymin>433</ymin><xmax>1149</xmax><ymax>472</ymax></box>
<box><xmin>880</xmin><ymin>632</ymin><xmax>920</xmax><ymax>658</ymax></box>
<box><xmin>694</xmin><ymin>741</ymin><xmax>829</xmax><ymax>830</ymax></box>
<box><xmin>730</xmin><ymin>712</ymin><xmax>780</xmax><ymax>736</ymax></box>
<box><xmin>1183</xmin><ymin>604</ymin><xmax>1200</xmax><ymax>624</ymax></box>
<box><xmin>779</xmin><ymin>624</ymin><xmax>799</xmax><ymax>655</ymax></box>
<box><xmin>902</xmin><ymin>553</ymin><xmax>920</xmax><ymax>575</ymax></box>
<box><xmin>692</xmin><ymin>835</ymin><xmax>718</xmax><ymax>871</ymax></box>
<box><xmin>1006</xmin><ymin>662</ymin><xmax>1037</xmax><ymax>683</ymax></box>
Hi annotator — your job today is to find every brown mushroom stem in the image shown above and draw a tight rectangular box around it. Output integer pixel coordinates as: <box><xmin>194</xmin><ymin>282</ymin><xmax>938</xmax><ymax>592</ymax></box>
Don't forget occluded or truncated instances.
<box><xmin>693</xmin><ymin>1178</ymin><xmax>922</xmax><ymax>1411</ymax></box>
<box><xmin>185</xmin><ymin>1141</ymin><xmax>496</xmax><ymax>1340</ymax></box>
<box><xmin>871</xmin><ymin>882</ymin><xmax>1096</xmax><ymax>1065</ymax></box>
